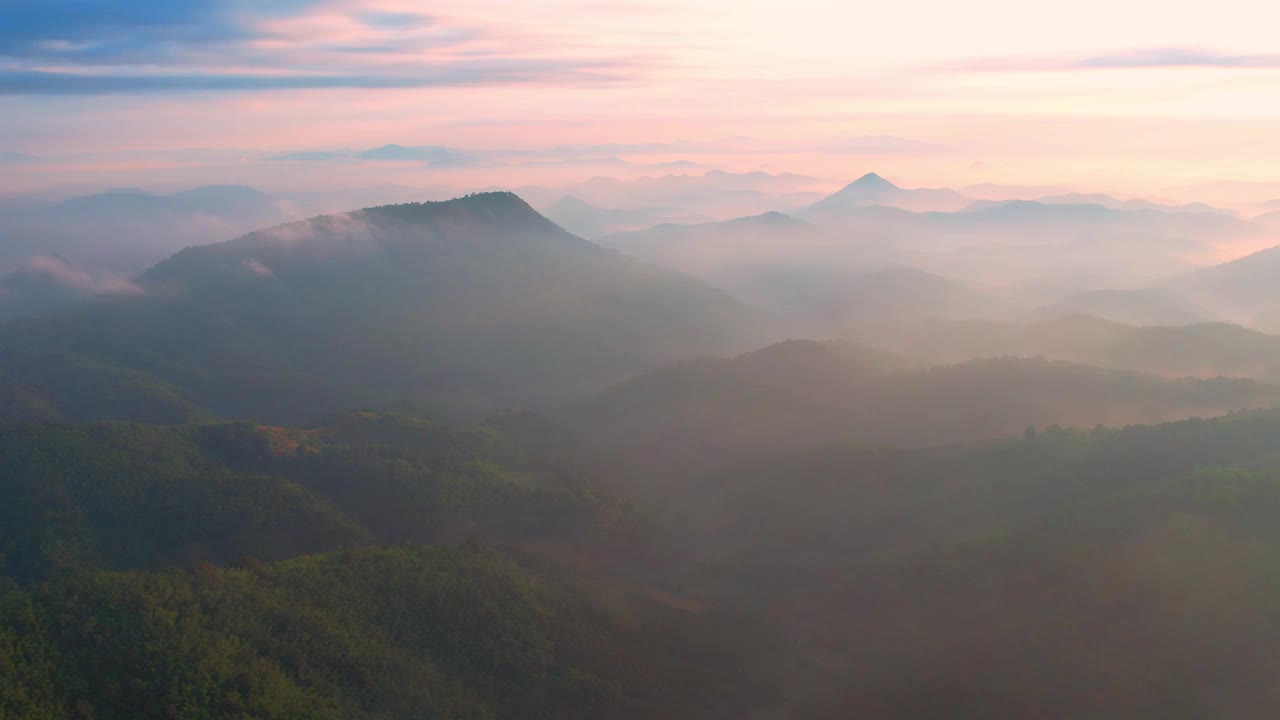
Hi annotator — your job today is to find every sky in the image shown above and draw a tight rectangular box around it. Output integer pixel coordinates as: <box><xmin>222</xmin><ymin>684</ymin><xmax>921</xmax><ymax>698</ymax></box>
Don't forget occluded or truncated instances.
<box><xmin>3</xmin><ymin>0</ymin><xmax>1280</xmax><ymax>199</ymax></box>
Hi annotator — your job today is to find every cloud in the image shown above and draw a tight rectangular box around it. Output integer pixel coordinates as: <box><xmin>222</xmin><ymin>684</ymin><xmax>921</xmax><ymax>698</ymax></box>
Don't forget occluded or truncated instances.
<box><xmin>953</xmin><ymin>47</ymin><xmax>1280</xmax><ymax>73</ymax></box>
<box><xmin>1076</xmin><ymin>48</ymin><xmax>1280</xmax><ymax>69</ymax></box>
<box><xmin>0</xmin><ymin>61</ymin><xmax>627</xmax><ymax>95</ymax></box>
<box><xmin>15</xmin><ymin>255</ymin><xmax>142</xmax><ymax>296</ymax></box>
<box><xmin>0</xmin><ymin>0</ymin><xmax>641</xmax><ymax>95</ymax></box>
<box><xmin>0</xmin><ymin>151</ymin><xmax>39</xmax><ymax>163</ymax></box>
<box><xmin>241</xmin><ymin>259</ymin><xmax>275</xmax><ymax>277</ymax></box>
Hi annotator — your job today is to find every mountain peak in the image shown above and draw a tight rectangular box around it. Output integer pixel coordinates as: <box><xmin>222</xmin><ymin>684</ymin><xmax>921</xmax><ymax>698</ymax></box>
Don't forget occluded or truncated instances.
<box><xmin>847</xmin><ymin>172</ymin><xmax>898</xmax><ymax>191</ymax></box>
<box><xmin>357</xmin><ymin>192</ymin><xmax>556</xmax><ymax>232</ymax></box>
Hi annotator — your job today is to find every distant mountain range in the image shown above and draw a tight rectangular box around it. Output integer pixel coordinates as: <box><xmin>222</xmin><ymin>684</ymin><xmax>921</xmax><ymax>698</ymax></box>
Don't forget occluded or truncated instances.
<box><xmin>966</xmin><ymin>193</ymin><xmax>1234</xmax><ymax>216</ymax></box>
<box><xmin>794</xmin><ymin>180</ymin><xmax>1266</xmax><ymax>289</ymax></box>
<box><xmin>1172</xmin><ymin>244</ymin><xmax>1280</xmax><ymax>322</ymax></box>
<box><xmin>515</xmin><ymin>171</ymin><xmax>829</xmax><ymax>221</ymax></box>
<box><xmin>0</xmin><ymin>185</ymin><xmax>297</xmax><ymax>274</ymax></box>
<box><xmin>561</xmin><ymin>338</ymin><xmax>1278</xmax><ymax>475</ymax></box>
<box><xmin>541</xmin><ymin>196</ymin><xmax>689</xmax><ymax>238</ymax></box>
<box><xmin>1031</xmin><ymin>288</ymin><xmax>1217</xmax><ymax>327</ymax></box>
<box><xmin>877</xmin><ymin>314</ymin><xmax>1280</xmax><ymax>384</ymax></box>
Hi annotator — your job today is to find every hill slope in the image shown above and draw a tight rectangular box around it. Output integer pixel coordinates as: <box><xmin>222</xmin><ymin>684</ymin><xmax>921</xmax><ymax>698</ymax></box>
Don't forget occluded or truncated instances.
<box><xmin>1173</xmin><ymin>243</ymin><xmax>1280</xmax><ymax>321</ymax></box>
<box><xmin>663</xmin><ymin>409</ymin><xmax>1280</xmax><ymax>717</ymax></box>
<box><xmin>561</xmin><ymin>339</ymin><xmax>1278</xmax><ymax>475</ymax></box>
<box><xmin>1031</xmin><ymin>287</ymin><xmax>1217</xmax><ymax>326</ymax></box>
<box><xmin>0</xmin><ymin>193</ymin><xmax>758</xmax><ymax>423</ymax></box>
<box><xmin>0</xmin><ymin>412</ymin><xmax>774</xmax><ymax>719</ymax></box>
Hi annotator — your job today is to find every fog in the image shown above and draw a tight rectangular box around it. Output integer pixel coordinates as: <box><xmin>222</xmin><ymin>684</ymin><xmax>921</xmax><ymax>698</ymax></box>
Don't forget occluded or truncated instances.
<box><xmin>6</xmin><ymin>159</ymin><xmax>1280</xmax><ymax>719</ymax></box>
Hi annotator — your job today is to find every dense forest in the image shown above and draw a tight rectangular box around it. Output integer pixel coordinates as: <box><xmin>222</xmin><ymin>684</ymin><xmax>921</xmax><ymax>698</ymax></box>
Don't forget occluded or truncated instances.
<box><xmin>7</xmin><ymin>406</ymin><xmax>1280</xmax><ymax>717</ymax></box>
<box><xmin>0</xmin><ymin>412</ymin><xmax>775</xmax><ymax>719</ymax></box>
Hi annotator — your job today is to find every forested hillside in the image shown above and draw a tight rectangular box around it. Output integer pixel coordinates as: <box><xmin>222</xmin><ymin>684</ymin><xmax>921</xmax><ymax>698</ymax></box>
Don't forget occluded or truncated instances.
<box><xmin>0</xmin><ymin>411</ymin><xmax>775</xmax><ymax>719</ymax></box>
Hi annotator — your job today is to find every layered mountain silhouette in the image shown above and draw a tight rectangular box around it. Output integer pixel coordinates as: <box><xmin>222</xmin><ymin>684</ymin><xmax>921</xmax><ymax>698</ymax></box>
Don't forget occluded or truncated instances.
<box><xmin>1030</xmin><ymin>287</ymin><xmax>1217</xmax><ymax>327</ymax></box>
<box><xmin>0</xmin><ymin>185</ymin><xmax>296</xmax><ymax>275</ymax></box>
<box><xmin>1173</xmin><ymin>243</ymin><xmax>1280</xmax><ymax>322</ymax></box>
<box><xmin>541</xmin><ymin>196</ymin><xmax>678</xmax><ymax>238</ymax></box>
<box><xmin>0</xmin><ymin>193</ymin><xmax>757</xmax><ymax>423</ymax></box>
<box><xmin>797</xmin><ymin>189</ymin><xmax>1265</xmax><ymax>289</ymax></box>
<box><xmin>880</xmin><ymin>314</ymin><xmax>1280</xmax><ymax>383</ymax></box>
<box><xmin>561</xmin><ymin>338</ymin><xmax>1277</xmax><ymax>475</ymax></box>
<box><xmin>596</xmin><ymin>212</ymin><xmax>857</xmax><ymax>326</ymax></box>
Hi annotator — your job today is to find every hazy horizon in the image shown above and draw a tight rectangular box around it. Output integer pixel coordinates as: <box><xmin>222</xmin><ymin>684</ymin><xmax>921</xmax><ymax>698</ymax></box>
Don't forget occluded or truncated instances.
<box><xmin>5</xmin><ymin>1</ymin><xmax>1280</xmax><ymax>203</ymax></box>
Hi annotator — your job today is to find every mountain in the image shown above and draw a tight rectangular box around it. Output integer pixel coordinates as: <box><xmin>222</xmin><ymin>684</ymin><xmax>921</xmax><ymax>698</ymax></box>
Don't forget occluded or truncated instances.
<box><xmin>541</xmin><ymin>196</ymin><xmax>678</xmax><ymax>238</ymax></box>
<box><xmin>1031</xmin><ymin>287</ymin><xmax>1217</xmax><ymax>326</ymax></box>
<box><xmin>596</xmin><ymin>212</ymin><xmax>871</xmax><ymax>327</ymax></box>
<box><xmin>880</xmin><ymin>314</ymin><xmax>1280</xmax><ymax>384</ymax></box>
<box><xmin>0</xmin><ymin>193</ymin><xmax>758</xmax><ymax>423</ymax></box>
<box><xmin>561</xmin><ymin>338</ymin><xmax>1276</xmax><ymax>476</ymax></box>
<box><xmin>359</xmin><ymin>144</ymin><xmax>489</xmax><ymax>167</ymax></box>
<box><xmin>1026</xmin><ymin>193</ymin><xmax>1235</xmax><ymax>215</ymax></box>
<box><xmin>799</xmin><ymin>198</ymin><xmax>1264</xmax><ymax>290</ymax></box>
<box><xmin>0</xmin><ymin>185</ymin><xmax>297</xmax><ymax>275</ymax></box>
<box><xmin>698</xmin><ymin>169</ymin><xmax>827</xmax><ymax>194</ymax></box>
<box><xmin>522</xmin><ymin>171</ymin><xmax>827</xmax><ymax>221</ymax></box>
<box><xmin>804</xmin><ymin>172</ymin><xmax>973</xmax><ymax>215</ymax></box>
<box><xmin>1172</xmin><ymin>244</ymin><xmax>1280</xmax><ymax>320</ymax></box>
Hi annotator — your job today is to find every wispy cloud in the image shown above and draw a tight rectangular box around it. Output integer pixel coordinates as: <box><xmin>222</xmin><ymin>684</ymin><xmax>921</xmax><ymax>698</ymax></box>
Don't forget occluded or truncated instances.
<box><xmin>953</xmin><ymin>47</ymin><xmax>1280</xmax><ymax>73</ymax></box>
<box><xmin>0</xmin><ymin>0</ymin><xmax>643</xmax><ymax>95</ymax></box>
<box><xmin>1076</xmin><ymin>48</ymin><xmax>1280</xmax><ymax>69</ymax></box>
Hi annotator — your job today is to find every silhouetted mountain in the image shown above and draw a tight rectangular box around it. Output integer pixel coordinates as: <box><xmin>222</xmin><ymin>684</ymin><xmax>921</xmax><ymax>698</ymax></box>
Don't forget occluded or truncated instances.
<box><xmin>0</xmin><ymin>193</ymin><xmax>758</xmax><ymax>423</ymax></box>
<box><xmin>597</xmin><ymin>212</ymin><xmax>864</xmax><ymax>326</ymax></box>
<box><xmin>562</xmin><ymin>338</ymin><xmax>1275</xmax><ymax>476</ymax></box>
<box><xmin>542</xmin><ymin>196</ymin><xmax>677</xmax><ymax>238</ymax></box>
<box><xmin>0</xmin><ymin>185</ymin><xmax>296</xmax><ymax>274</ymax></box>
<box><xmin>520</xmin><ymin>171</ymin><xmax>826</xmax><ymax>221</ymax></box>
<box><xmin>1173</xmin><ymin>244</ymin><xmax>1280</xmax><ymax>320</ymax></box>
<box><xmin>880</xmin><ymin>315</ymin><xmax>1280</xmax><ymax>384</ymax></box>
<box><xmin>804</xmin><ymin>172</ymin><xmax>973</xmax><ymax>214</ymax></box>
<box><xmin>359</xmin><ymin>144</ymin><xmax>488</xmax><ymax>167</ymax></box>
<box><xmin>1030</xmin><ymin>192</ymin><xmax>1234</xmax><ymax>215</ymax></box>
<box><xmin>1031</xmin><ymin>288</ymin><xmax>1217</xmax><ymax>326</ymax></box>
<box><xmin>799</xmin><ymin>198</ymin><xmax>1263</xmax><ymax>290</ymax></box>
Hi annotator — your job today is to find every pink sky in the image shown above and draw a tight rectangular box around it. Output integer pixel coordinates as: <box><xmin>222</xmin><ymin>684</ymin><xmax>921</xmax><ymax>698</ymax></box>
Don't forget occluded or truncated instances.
<box><xmin>4</xmin><ymin>0</ymin><xmax>1280</xmax><ymax>200</ymax></box>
